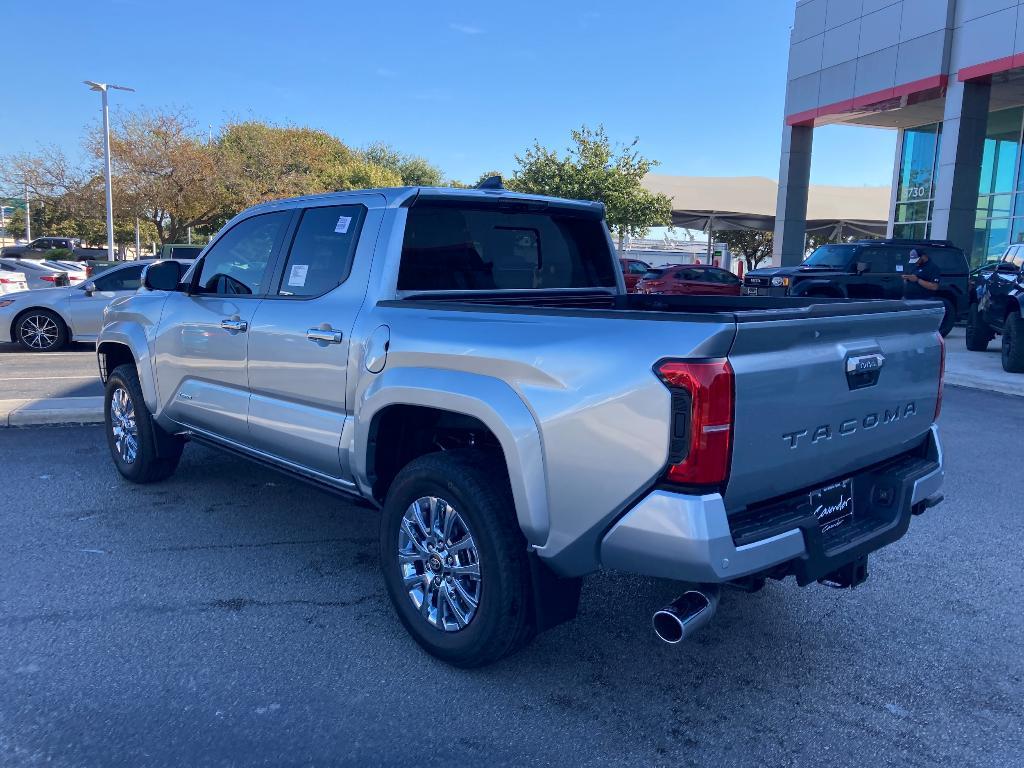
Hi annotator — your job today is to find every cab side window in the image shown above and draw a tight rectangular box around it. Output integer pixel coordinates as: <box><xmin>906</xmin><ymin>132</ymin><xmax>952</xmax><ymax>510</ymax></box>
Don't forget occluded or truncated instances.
<box><xmin>194</xmin><ymin>211</ymin><xmax>291</xmax><ymax>296</ymax></box>
<box><xmin>277</xmin><ymin>205</ymin><xmax>366</xmax><ymax>297</ymax></box>
<box><xmin>859</xmin><ymin>248</ymin><xmax>897</xmax><ymax>273</ymax></box>
<box><xmin>94</xmin><ymin>265</ymin><xmax>144</xmax><ymax>292</ymax></box>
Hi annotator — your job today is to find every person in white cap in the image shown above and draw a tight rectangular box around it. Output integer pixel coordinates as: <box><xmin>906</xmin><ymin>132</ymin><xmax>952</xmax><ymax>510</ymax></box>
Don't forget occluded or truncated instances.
<box><xmin>902</xmin><ymin>248</ymin><xmax>941</xmax><ymax>298</ymax></box>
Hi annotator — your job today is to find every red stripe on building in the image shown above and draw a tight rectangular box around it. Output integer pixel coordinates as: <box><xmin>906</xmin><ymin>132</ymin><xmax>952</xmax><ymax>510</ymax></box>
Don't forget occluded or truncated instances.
<box><xmin>958</xmin><ymin>53</ymin><xmax>1024</xmax><ymax>81</ymax></box>
<box><xmin>785</xmin><ymin>74</ymin><xmax>948</xmax><ymax>126</ymax></box>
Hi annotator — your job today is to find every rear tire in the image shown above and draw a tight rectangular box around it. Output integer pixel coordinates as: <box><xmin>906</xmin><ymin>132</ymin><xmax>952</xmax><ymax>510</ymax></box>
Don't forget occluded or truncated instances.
<box><xmin>937</xmin><ymin>297</ymin><xmax>957</xmax><ymax>337</ymax></box>
<box><xmin>15</xmin><ymin>309</ymin><xmax>67</xmax><ymax>352</ymax></box>
<box><xmin>379</xmin><ymin>449</ymin><xmax>535</xmax><ymax>667</ymax></box>
<box><xmin>1001</xmin><ymin>313</ymin><xmax>1024</xmax><ymax>373</ymax></box>
<box><xmin>105</xmin><ymin>364</ymin><xmax>184</xmax><ymax>483</ymax></box>
<box><xmin>965</xmin><ymin>305</ymin><xmax>992</xmax><ymax>352</ymax></box>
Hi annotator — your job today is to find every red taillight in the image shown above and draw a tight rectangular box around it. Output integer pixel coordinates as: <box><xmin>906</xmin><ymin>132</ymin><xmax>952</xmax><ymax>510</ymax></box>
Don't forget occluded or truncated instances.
<box><xmin>935</xmin><ymin>332</ymin><xmax>945</xmax><ymax>420</ymax></box>
<box><xmin>656</xmin><ymin>359</ymin><xmax>734</xmax><ymax>485</ymax></box>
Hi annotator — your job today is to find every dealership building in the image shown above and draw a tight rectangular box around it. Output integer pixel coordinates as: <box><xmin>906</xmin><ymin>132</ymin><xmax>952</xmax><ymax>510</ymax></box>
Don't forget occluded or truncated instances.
<box><xmin>776</xmin><ymin>0</ymin><xmax>1024</xmax><ymax>268</ymax></box>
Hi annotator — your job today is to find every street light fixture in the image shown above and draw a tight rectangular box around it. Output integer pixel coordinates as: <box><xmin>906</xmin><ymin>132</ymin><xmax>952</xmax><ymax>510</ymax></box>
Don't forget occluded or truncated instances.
<box><xmin>84</xmin><ymin>80</ymin><xmax>134</xmax><ymax>260</ymax></box>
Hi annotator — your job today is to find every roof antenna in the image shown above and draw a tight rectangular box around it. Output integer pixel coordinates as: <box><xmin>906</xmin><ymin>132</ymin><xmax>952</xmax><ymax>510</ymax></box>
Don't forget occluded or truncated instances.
<box><xmin>476</xmin><ymin>175</ymin><xmax>504</xmax><ymax>190</ymax></box>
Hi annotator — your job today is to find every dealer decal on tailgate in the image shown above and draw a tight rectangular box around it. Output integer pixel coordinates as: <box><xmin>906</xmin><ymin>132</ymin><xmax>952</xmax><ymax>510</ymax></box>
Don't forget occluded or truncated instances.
<box><xmin>811</xmin><ymin>478</ymin><xmax>854</xmax><ymax>534</ymax></box>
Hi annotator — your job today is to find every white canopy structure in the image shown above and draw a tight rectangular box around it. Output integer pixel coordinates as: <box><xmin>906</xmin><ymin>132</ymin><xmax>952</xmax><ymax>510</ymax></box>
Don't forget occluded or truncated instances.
<box><xmin>642</xmin><ymin>174</ymin><xmax>890</xmax><ymax>239</ymax></box>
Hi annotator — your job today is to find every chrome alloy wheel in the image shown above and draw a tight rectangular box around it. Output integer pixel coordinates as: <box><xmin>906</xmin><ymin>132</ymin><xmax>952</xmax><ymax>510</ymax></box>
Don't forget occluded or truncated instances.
<box><xmin>20</xmin><ymin>313</ymin><xmax>60</xmax><ymax>350</ymax></box>
<box><xmin>398</xmin><ymin>496</ymin><xmax>481</xmax><ymax>632</ymax></box>
<box><xmin>109</xmin><ymin>387</ymin><xmax>139</xmax><ymax>465</ymax></box>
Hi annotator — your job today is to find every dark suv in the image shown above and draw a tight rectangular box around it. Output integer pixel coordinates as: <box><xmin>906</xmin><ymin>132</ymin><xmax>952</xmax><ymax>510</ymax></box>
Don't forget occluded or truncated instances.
<box><xmin>965</xmin><ymin>244</ymin><xmax>1024</xmax><ymax>372</ymax></box>
<box><xmin>744</xmin><ymin>239</ymin><xmax>969</xmax><ymax>336</ymax></box>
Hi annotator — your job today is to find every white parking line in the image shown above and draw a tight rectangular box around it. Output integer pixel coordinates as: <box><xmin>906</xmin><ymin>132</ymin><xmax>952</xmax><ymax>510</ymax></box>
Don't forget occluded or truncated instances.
<box><xmin>0</xmin><ymin>376</ymin><xmax>97</xmax><ymax>381</ymax></box>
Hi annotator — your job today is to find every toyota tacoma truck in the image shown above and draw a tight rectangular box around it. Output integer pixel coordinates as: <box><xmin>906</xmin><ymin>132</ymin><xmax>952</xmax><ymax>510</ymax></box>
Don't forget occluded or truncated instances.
<box><xmin>96</xmin><ymin>182</ymin><xmax>946</xmax><ymax>667</ymax></box>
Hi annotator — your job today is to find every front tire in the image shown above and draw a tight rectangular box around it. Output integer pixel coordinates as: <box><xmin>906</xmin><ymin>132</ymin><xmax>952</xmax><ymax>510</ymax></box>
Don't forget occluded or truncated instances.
<box><xmin>15</xmin><ymin>309</ymin><xmax>67</xmax><ymax>351</ymax></box>
<box><xmin>1001</xmin><ymin>313</ymin><xmax>1024</xmax><ymax>373</ymax></box>
<box><xmin>965</xmin><ymin>304</ymin><xmax>992</xmax><ymax>351</ymax></box>
<box><xmin>379</xmin><ymin>449</ymin><xmax>535</xmax><ymax>667</ymax></box>
<box><xmin>104</xmin><ymin>364</ymin><xmax>184</xmax><ymax>483</ymax></box>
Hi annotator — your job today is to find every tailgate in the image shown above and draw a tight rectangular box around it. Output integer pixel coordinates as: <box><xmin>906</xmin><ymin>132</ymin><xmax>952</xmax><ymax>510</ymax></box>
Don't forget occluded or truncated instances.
<box><xmin>724</xmin><ymin>302</ymin><xmax>943</xmax><ymax>509</ymax></box>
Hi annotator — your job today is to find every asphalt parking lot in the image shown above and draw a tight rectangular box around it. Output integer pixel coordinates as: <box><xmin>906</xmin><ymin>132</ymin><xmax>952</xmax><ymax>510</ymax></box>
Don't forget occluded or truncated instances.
<box><xmin>1</xmin><ymin>387</ymin><xmax>1021</xmax><ymax>767</ymax></box>
<box><xmin>0</xmin><ymin>343</ymin><xmax>102</xmax><ymax>399</ymax></box>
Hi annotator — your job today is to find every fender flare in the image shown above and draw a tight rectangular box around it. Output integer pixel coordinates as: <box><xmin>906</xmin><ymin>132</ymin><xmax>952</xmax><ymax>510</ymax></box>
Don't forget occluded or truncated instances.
<box><xmin>97</xmin><ymin>321</ymin><xmax>158</xmax><ymax>413</ymax></box>
<box><xmin>354</xmin><ymin>367</ymin><xmax>549</xmax><ymax>547</ymax></box>
<box><xmin>1009</xmin><ymin>295</ymin><xmax>1024</xmax><ymax>319</ymax></box>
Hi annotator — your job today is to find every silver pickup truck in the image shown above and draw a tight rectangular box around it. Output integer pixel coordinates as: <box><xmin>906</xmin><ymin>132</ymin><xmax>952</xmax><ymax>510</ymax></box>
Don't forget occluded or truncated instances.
<box><xmin>96</xmin><ymin>183</ymin><xmax>945</xmax><ymax>667</ymax></box>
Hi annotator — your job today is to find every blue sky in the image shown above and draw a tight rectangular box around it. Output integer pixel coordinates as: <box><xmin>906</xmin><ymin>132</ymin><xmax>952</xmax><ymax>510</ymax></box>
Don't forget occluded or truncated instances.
<box><xmin>2</xmin><ymin>0</ymin><xmax>896</xmax><ymax>188</ymax></box>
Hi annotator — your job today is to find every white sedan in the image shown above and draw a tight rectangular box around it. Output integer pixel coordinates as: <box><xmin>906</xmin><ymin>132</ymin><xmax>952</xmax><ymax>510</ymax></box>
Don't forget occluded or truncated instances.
<box><xmin>0</xmin><ymin>257</ymin><xmax>83</xmax><ymax>289</ymax></box>
<box><xmin>0</xmin><ymin>260</ymin><xmax>167</xmax><ymax>351</ymax></box>
<box><xmin>0</xmin><ymin>269</ymin><xmax>28</xmax><ymax>295</ymax></box>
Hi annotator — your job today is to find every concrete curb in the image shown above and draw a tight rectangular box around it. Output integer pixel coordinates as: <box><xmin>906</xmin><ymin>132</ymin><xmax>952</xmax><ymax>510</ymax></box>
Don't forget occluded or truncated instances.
<box><xmin>945</xmin><ymin>372</ymin><xmax>1024</xmax><ymax>399</ymax></box>
<box><xmin>0</xmin><ymin>397</ymin><xmax>104</xmax><ymax>427</ymax></box>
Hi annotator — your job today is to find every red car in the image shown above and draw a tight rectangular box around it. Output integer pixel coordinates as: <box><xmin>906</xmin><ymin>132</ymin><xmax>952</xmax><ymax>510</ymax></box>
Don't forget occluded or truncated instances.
<box><xmin>635</xmin><ymin>264</ymin><xmax>742</xmax><ymax>296</ymax></box>
<box><xmin>619</xmin><ymin>258</ymin><xmax>651</xmax><ymax>292</ymax></box>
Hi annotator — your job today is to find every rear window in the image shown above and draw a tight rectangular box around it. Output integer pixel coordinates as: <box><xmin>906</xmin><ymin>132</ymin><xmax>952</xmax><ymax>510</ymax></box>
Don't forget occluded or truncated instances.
<box><xmin>642</xmin><ymin>269</ymin><xmax>664</xmax><ymax>280</ymax></box>
<box><xmin>398</xmin><ymin>203</ymin><xmax>617</xmax><ymax>291</ymax></box>
<box><xmin>169</xmin><ymin>246</ymin><xmax>202</xmax><ymax>259</ymax></box>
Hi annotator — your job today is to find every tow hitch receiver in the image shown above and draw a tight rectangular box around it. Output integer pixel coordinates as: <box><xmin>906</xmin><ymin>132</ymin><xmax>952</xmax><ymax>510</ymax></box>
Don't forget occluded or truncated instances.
<box><xmin>818</xmin><ymin>556</ymin><xmax>869</xmax><ymax>589</ymax></box>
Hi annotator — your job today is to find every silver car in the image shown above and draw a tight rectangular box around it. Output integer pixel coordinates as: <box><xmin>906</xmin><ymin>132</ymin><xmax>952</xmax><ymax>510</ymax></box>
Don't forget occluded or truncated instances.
<box><xmin>0</xmin><ymin>257</ymin><xmax>73</xmax><ymax>290</ymax></box>
<box><xmin>0</xmin><ymin>260</ymin><xmax>177</xmax><ymax>351</ymax></box>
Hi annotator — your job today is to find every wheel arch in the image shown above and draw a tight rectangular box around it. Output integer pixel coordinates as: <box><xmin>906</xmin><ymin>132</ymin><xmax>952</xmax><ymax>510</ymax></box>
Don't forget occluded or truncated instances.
<box><xmin>1006</xmin><ymin>294</ymin><xmax>1023</xmax><ymax>320</ymax></box>
<box><xmin>97</xmin><ymin>322</ymin><xmax>158</xmax><ymax>413</ymax></box>
<box><xmin>355</xmin><ymin>367</ymin><xmax>549</xmax><ymax>547</ymax></box>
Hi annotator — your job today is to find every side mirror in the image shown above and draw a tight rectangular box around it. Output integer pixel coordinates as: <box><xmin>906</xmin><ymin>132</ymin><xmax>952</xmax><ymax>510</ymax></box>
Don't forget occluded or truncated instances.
<box><xmin>855</xmin><ymin>262</ymin><xmax>869</xmax><ymax>274</ymax></box>
<box><xmin>83</xmin><ymin>281</ymin><xmax>97</xmax><ymax>296</ymax></box>
<box><xmin>142</xmin><ymin>260</ymin><xmax>183</xmax><ymax>291</ymax></box>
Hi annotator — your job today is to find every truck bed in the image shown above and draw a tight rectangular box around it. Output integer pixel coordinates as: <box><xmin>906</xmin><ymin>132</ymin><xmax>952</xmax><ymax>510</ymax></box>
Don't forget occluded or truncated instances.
<box><xmin>384</xmin><ymin>289</ymin><xmax>945</xmax><ymax>513</ymax></box>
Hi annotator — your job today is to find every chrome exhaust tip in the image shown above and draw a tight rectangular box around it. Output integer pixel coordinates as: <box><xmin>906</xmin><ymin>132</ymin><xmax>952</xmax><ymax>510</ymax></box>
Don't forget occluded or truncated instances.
<box><xmin>652</xmin><ymin>588</ymin><xmax>720</xmax><ymax>644</ymax></box>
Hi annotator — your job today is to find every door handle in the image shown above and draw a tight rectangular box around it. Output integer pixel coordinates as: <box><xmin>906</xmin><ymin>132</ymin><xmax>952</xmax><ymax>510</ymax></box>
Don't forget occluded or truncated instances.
<box><xmin>221</xmin><ymin>318</ymin><xmax>248</xmax><ymax>332</ymax></box>
<box><xmin>306</xmin><ymin>328</ymin><xmax>343</xmax><ymax>344</ymax></box>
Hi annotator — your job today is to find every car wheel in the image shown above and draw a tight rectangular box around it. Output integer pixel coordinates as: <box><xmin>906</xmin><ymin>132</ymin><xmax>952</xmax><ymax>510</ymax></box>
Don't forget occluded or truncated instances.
<box><xmin>15</xmin><ymin>309</ymin><xmax>67</xmax><ymax>352</ymax></box>
<box><xmin>965</xmin><ymin>305</ymin><xmax>992</xmax><ymax>352</ymax></box>
<box><xmin>379</xmin><ymin>449</ymin><xmax>535</xmax><ymax>668</ymax></box>
<box><xmin>105</xmin><ymin>364</ymin><xmax>184</xmax><ymax>483</ymax></box>
<box><xmin>937</xmin><ymin>297</ymin><xmax>957</xmax><ymax>337</ymax></box>
<box><xmin>1001</xmin><ymin>313</ymin><xmax>1024</xmax><ymax>373</ymax></box>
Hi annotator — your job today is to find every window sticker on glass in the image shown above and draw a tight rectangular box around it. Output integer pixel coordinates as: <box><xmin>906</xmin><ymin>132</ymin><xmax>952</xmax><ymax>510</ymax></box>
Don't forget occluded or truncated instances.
<box><xmin>334</xmin><ymin>216</ymin><xmax>352</xmax><ymax>234</ymax></box>
<box><xmin>288</xmin><ymin>263</ymin><xmax>309</xmax><ymax>287</ymax></box>
<box><xmin>896</xmin><ymin>264</ymin><xmax>904</xmax><ymax>272</ymax></box>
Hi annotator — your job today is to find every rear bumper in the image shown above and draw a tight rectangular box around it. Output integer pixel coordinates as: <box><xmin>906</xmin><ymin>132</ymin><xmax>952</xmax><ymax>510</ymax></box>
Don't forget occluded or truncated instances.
<box><xmin>600</xmin><ymin>425</ymin><xmax>943</xmax><ymax>584</ymax></box>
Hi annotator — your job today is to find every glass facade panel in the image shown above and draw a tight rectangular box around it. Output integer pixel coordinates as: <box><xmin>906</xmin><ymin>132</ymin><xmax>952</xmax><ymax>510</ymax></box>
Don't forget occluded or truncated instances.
<box><xmin>978</xmin><ymin>108</ymin><xmax>1023</xmax><ymax>196</ymax></box>
<box><xmin>893</xmin><ymin>222</ymin><xmax>928</xmax><ymax>240</ymax></box>
<box><xmin>890</xmin><ymin>110</ymin><xmax>1024</xmax><ymax>268</ymax></box>
<box><xmin>978</xmin><ymin>194</ymin><xmax>1014</xmax><ymax>218</ymax></box>
<box><xmin>895</xmin><ymin>201</ymin><xmax>930</xmax><ymax>222</ymax></box>
<box><xmin>897</xmin><ymin>124</ymin><xmax>940</xmax><ymax>202</ymax></box>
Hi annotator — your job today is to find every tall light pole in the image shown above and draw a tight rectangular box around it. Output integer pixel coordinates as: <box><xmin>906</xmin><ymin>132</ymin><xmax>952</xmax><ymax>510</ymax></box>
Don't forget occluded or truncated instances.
<box><xmin>84</xmin><ymin>80</ymin><xmax>134</xmax><ymax>260</ymax></box>
<box><xmin>24</xmin><ymin>183</ymin><xmax>31</xmax><ymax>241</ymax></box>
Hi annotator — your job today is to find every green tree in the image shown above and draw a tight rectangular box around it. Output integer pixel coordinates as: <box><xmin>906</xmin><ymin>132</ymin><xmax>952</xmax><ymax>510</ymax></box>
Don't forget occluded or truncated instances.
<box><xmin>507</xmin><ymin>125</ymin><xmax>672</xmax><ymax>246</ymax></box>
<box><xmin>361</xmin><ymin>142</ymin><xmax>443</xmax><ymax>186</ymax></box>
<box><xmin>713</xmin><ymin>230</ymin><xmax>775</xmax><ymax>272</ymax></box>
